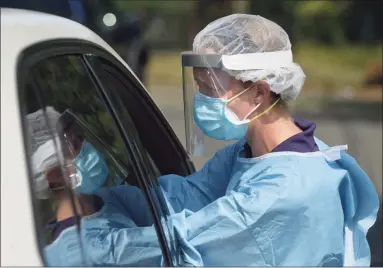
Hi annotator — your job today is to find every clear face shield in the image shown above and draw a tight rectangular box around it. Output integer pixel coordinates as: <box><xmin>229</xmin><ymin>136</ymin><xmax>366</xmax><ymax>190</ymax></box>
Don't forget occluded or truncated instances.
<box><xmin>181</xmin><ymin>50</ymin><xmax>294</xmax><ymax>157</ymax></box>
<box><xmin>182</xmin><ymin>52</ymin><xmax>233</xmax><ymax>157</ymax></box>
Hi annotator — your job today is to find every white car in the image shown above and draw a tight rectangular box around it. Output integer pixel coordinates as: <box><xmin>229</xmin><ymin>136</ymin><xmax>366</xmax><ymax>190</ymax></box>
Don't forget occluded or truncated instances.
<box><xmin>2</xmin><ymin>8</ymin><xmax>381</xmax><ymax>268</ymax></box>
<box><xmin>1</xmin><ymin>8</ymin><xmax>195</xmax><ymax>266</ymax></box>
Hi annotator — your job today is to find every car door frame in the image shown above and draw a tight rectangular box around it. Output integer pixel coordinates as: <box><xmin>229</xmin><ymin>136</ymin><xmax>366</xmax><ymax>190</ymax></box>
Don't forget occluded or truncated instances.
<box><xmin>83</xmin><ymin>54</ymin><xmax>183</xmax><ymax>265</ymax></box>
<box><xmin>19</xmin><ymin>39</ymin><xmax>195</xmax><ymax>174</ymax></box>
<box><xmin>83</xmin><ymin>54</ymin><xmax>195</xmax><ymax>177</ymax></box>
<box><xmin>16</xmin><ymin>39</ymin><xmax>182</xmax><ymax>266</ymax></box>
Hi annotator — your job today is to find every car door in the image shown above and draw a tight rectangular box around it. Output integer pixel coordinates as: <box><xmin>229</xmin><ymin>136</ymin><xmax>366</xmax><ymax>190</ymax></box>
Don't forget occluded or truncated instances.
<box><xmin>17</xmin><ymin>40</ymin><xmax>191</xmax><ymax>266</ymax></box>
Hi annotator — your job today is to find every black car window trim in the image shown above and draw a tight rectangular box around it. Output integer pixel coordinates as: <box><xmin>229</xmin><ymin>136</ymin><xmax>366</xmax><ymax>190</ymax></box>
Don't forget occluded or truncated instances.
<box><xmin>91</xmin><ymin>58</ymin><xmax>195</xmax><ymax>176</ymax></box>
<box><xmin>85</xmin><ymin>56</ymin><xmax>160</xmax><ymax>183</ymax></box>
<box><xmin>83</xmin><ymin>55</ymin><xmax>180</xmax><ymax>264</ymax></box>
<box><xmin>89</xmin><ymin>57</ymin><xmax>191</xmax><ymax>177</ymax></box>
<box><xmin>16</xmin><ymin>40</ymin><xmax>173</xmax><ymax>266</ymax></box>
<box><xmin>85</xmin><ymin>57</ymin><xmax>178</xmax><ymax>235</ymax></box>
<box><xmin>17</xmin><ymin>38</ymin><xmax>195</xmax><ymax>176</ymax></box>
<box><xmin>82</xmin><ymin>56</ymin><xmax>173</xmax><ymax>266</ymax></box>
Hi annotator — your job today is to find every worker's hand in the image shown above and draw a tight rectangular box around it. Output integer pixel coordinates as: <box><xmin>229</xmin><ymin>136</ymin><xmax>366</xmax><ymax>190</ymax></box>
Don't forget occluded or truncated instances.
<box><xmin>46</xmin><ymin>164</ymin><xmax>77</xmax><ymax>190</ymax></box>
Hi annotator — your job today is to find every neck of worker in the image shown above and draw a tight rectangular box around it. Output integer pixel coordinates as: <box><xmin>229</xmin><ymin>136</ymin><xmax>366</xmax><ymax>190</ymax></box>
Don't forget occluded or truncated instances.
<box><xmin>246</xmin><ymin>111</ymin><xmax>301</xmax><ymax>157</ymax></box>
<box><xmin>55</xmin><ymin>191</ymin><xmax>97</xmax><ymax>221</ymax></box>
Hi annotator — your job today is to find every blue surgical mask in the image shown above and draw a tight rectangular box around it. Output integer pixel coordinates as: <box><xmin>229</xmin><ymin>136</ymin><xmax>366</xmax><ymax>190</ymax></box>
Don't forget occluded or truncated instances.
<box><xmin>193</xmin><ymin>91</ymin><xmax>249</xmax><ymax>140</ymax></box>
<box><xmin>73</xmin><ymin>141</ymin><xmax>109</xmax><ymax>195</ymax></box>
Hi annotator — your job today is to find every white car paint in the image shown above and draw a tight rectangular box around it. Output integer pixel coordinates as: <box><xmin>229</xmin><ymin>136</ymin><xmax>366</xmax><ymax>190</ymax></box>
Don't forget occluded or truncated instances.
<box><xmin>0</xmin><ymin>8</ymin><xmax>149</xmax><ymax>266</ymax></box>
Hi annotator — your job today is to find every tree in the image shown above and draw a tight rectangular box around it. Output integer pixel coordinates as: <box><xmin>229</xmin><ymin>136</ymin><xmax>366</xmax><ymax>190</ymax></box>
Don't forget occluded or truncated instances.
<box><xmin>194</xmin><ymin>0</ymin><xmax>233</xmax><ymax>32</ymax></box>
<box><xmin>249</xmin><ymin>0</ymin><xmax>296</xmax><ymax>44</ymax></box>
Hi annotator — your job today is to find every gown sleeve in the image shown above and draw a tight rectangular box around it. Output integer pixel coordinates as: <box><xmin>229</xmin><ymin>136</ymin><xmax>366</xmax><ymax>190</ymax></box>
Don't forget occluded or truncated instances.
<box><xmin>85</xmin><ymin>225</ymin><xmax>163</xmax><ymax>266</ymax></box>
<box><xmin>158</xmin><ymin>141</ymin><xmax>244</xmax><ymax>213</ymax></box>
<box><xmin>106</xmin><ymin>184</ymin><xmax>154</xmax><ymax>226</ymax></box>
<box><xmin>165</xmin><ymin>163</ymin><xmax>293</xmax><ymax>266</ymax></box>
<box><xmin>88</xmin><ymin>160</ymin><xmax>292</xmax><ymax>266</ymax></box>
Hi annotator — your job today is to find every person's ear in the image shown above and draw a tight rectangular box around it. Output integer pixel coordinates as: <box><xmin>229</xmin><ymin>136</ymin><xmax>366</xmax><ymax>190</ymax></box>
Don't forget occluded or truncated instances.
<box><xmin>253</xmin><ymin>80</ymin><xmax>271</xmax><ymax>105</ymax></box>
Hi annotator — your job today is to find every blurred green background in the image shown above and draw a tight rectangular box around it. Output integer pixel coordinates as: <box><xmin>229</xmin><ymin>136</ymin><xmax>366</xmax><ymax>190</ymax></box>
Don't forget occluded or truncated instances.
<box><xmin>114</xmin><ymin>0</ymin><xmax>382</xmax><ymax>101</ymax></box>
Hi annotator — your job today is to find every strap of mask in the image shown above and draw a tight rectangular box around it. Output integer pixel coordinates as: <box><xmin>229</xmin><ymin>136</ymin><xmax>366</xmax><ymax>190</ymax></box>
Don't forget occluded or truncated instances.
<box><xmin>225</xmin><ymin>84</ymin><xmax>254</xmax><ymax>103</ymax></box>
<box><xmin>224</xmin><ymin>74</ymin><xmax>280</xmax><ymax>122</ymax></box>
<box><xmin>249</xmin><ymin>98</ymin><xmax>281</xmax><ymax>122</ymax></box>
<box><xmin>225</xmin><ymin>74</ymin><xmax>268</xmax><ymax>103</ymax></box>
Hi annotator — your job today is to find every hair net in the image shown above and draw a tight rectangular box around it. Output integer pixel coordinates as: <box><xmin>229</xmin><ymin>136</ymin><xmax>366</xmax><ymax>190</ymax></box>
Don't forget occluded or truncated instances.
<box><xmin>26</xmin><ymin>107</ymin><xmax>62</xmax><ymax>199</ymax></box>
<box><xmin>26</xmin><ymin>106</ymin><xmax>61</xmax><ymax>153</ymax></box>
<box><xmin>193</xmin><ymin>14</ymin><xmax>306</xmax><ymax>101</ymax></box>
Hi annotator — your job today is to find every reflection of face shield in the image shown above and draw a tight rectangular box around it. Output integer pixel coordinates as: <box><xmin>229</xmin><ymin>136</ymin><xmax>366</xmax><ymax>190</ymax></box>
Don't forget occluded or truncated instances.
<box><xmin>181</xmin><ymin>50</ymin><xmax>295</xmax><ymax>156</ymax></box>
<box><xmin>57</xmin><ymin>110</ymin><xmax>85</xmax><ymax>190</ymax></box>
<box><xmin>57</xmin><ymin>110</ymin><xmax>128</xmax><ymax>194</ymax></box>
<box><xmin>58</xmin><ymin>111</ymin><xmax>82</xmax><ymax>157</ymax></box>
<box><xmin>57</xmin><ymin>110</ymin><xmax>113</xmax><ymax>195</ymax></box>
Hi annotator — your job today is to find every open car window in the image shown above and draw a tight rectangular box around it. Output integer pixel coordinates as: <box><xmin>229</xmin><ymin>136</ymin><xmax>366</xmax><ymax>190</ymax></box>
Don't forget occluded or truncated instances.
<box><xmin>20</xmin><ymin>54</ymin><xmax>165</xmax><ymax>266</ymax></box>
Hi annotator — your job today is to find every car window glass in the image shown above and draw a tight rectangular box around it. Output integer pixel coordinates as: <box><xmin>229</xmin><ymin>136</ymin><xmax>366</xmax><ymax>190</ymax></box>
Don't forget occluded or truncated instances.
<box><xmin>87</xmin><ymin>56</ymin><xmax>180</xmax><ymax>263</ymax></box>
<box><xmin>21</xmin><ymin>54</ymin><xmax>164</xmax><ymax>266</ymax></box>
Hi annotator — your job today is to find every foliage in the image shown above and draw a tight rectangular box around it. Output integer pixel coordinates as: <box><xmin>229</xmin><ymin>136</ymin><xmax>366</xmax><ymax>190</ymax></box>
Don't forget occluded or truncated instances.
<box><xmin>112</xmin><ymin>0</ymin><xmax>380</xmax><ymax>48</ymax></box>
<box><xmin>114</xmin><ymin>0</ymin><xmax>195</xmax><ymax>14</ymax></box>
<box><xmin>294</xmin><ymin>1</ymin><xmax>349</xmax><ymax>45</ymax></box>
<box><xmin>294</xmin><ymin>43</ymin><xmax>382</xmax><ymax>94</ymax></box>
<box><xmin>146</xmin><ymin>44</ymin><xmax>382</xmax><ymax>95</ymax></box>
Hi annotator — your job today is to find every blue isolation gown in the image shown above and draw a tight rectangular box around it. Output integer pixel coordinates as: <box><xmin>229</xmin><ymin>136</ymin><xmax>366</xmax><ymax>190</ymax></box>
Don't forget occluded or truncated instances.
<box><xmin>43</xmin><ymin>185</ymin><xmax>162</xmax><ymax>266</ymax></box>
<box><xmin>44</xmin><ymin>133</ymin><xmax>379</xmax><ymax>266</ymax></box>
<box><xmin>159</xmin><ymin>137</ymin><xmax>379</xmax><ymax>266</ymax></box>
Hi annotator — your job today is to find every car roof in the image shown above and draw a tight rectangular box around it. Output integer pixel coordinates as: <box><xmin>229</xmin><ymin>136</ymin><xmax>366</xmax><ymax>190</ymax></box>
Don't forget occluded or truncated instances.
<box><xmin>0</xmin><ymin>8</ymin><xmax>134</xmax><ymax>73</ymax></box>
<box><xmin>0</xmin><ymin>9</ymin><xmax>144</xmax><ymax>265</ymax></box>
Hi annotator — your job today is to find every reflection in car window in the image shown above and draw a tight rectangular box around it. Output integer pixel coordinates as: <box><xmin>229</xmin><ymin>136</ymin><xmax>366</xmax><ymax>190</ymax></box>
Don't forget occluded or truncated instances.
<box><xmin>21</xmin><ymin>55</ymin><xmax>164</xmax><ymax>266</ymax></box>
<box><xmin>88</xmin><ymin>56</ymin><xmax>180</xmax><ymax>264</ymax></box>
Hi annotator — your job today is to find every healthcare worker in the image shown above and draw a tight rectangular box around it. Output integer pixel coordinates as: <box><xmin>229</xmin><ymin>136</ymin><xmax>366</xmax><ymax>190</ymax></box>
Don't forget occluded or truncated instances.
<box><xmin>157</xmin><ymin>14</ymin><xmax>379</xmax><ymax>266</ymax></box>
<box><xmin>29</xmin><ymin>15</ymin><xmax>379</xmax><ymax>267</ymax></box>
